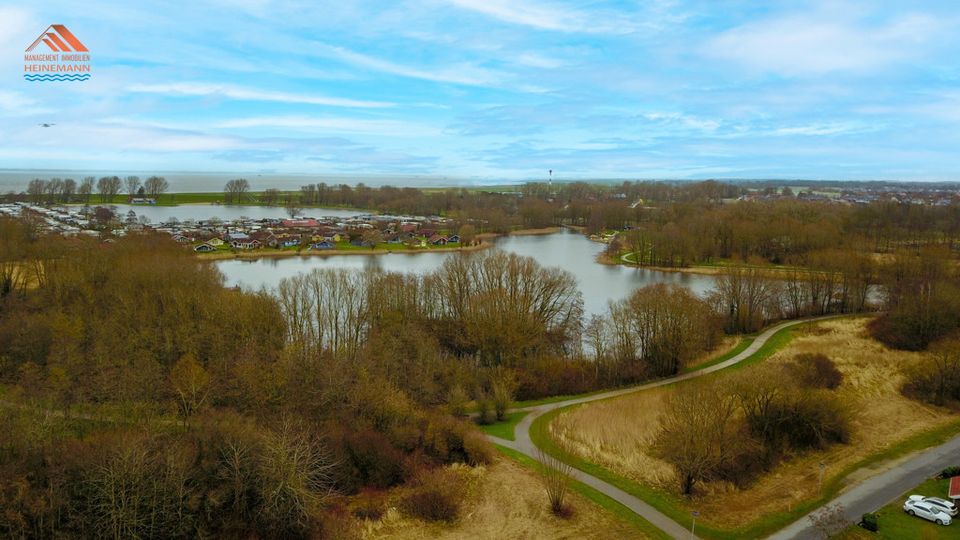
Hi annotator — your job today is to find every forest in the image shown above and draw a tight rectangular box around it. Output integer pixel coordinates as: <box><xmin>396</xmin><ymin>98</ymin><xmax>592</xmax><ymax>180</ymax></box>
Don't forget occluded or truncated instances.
<box><xmin>4</xmin><ymin>181</ymin><xmax>960</xmax><ymax>537</ymax></box>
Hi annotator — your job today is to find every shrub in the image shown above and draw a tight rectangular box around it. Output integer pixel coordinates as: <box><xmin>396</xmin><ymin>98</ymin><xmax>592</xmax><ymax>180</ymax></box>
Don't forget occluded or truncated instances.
<box><xmin>490</xmin><ymin>370</ymin><xmax>516</xmax><ymax>421</ymax></box>
<box><xmin>350</xmin><ymin>490</ymin><xmax>388</xmax><ymax>520</ymax></box>
<box><xmin>446</xmin><ymin>385</ymin><xmax>468</xmax><ymax>417</ymax></box>
<box><xmin>791</xmin><ymin>353</ymin><xmax>843</xmax><ymax>389</ymax></box>
<box><xmin>344</xmin><ymin>430</ymin><xmax>406</xmax><ymax>488</ymax></box>
<box><xmin>462</xmin><ymin>429</ymin><xmax>494</xmax><ymax>466</ymax></box>
<box><xmin>860</xmin><ymin>512</ymin><xmax>879</xmax><ymax>532</ymax></box>
<box><xmin>940</xmin><ymin>466</ymin><xmax>960</xmax><ymax>479</ymax></box>
<box><xmin>901</xmin><ymin>340</ymin><xmax>960</xmax><ymax>407</ymax></box>
<box><xmin>401</xmin><ymin>469</ymin><xmax>464</xmax><ymax>522</ymax></box>
<box><xmin>750</xmin><ymin>390</ymin><xmax>851</xmax><ymax>451</ymax></box>
<box><xmin>538</xmin><ymin>450</ymin><xmax>574</xmax><ymax>518</ymax></box>
<box><xmin>474</xmin><ymin>392</ymin><xmax>495</xmax><ymax>425</ymax></box>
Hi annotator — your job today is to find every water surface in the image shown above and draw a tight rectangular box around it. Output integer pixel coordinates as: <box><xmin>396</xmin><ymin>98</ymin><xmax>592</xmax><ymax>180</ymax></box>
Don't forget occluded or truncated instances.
<box><xmin>216</xmin><ymin>229</ymin><xmax>716</xmax><ymax>318</ymax></box>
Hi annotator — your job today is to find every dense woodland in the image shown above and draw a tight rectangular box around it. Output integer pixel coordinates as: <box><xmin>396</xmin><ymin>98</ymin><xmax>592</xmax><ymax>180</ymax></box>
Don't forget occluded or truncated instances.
<box><xmin>4</xmin><ymin>181</ymin><xmax>960</xmax><ymax>535</ymax></box>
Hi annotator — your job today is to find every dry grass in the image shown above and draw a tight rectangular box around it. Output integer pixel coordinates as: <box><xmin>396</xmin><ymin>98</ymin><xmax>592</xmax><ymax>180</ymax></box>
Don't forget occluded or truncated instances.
<box><xmin>360</xmin><ymin>459</ymin><xmax>646</xmax><ymax>540</ymax></box>
<box><xmin>550</xmin><ymin>317</ymin><xmax>957</xmax><ymax>528</ymax></box>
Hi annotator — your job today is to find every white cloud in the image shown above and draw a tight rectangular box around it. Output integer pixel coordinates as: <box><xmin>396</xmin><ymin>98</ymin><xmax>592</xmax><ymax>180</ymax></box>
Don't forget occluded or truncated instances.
<box><xmin>318</xmin><ymin>45</ymin><xmax>506</xmax><ymax>87</ymax></box>
<box><xmin>513</xmin><ymin>52</ymin><xmax>565</xmax><ymax>69</ymax></box>
<box><xmin>772</xmin><ymin>123</ymin><xmax>868</xmax><ymax>136</ymax></box>
<box><xmin>126</xmin><ymin>82</ymin><xmax>393</xmax><ymax>108</ymax></box>
<box><xmin>444</xmin><ymin>0</ymin><xmax>634</xmax><ymax>34</ymax></box>
<box><xmin>706</xmin><ymin>11</ymin><xmax>946</xmax><ymax>76</ymax></box>
<box><xmin>214</xmin><ymin>115</ymin><xmax>443</xmax><ymax>136</ymax></box>
<box><xmin>0</xmin><ymin>91</ymin><xmax>54</xmax><ymax>117</ymax></box>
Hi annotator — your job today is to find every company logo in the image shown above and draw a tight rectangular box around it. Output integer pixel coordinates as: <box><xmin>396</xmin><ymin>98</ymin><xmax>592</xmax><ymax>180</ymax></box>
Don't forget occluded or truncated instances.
<box><xmin>24</xmin><ymin>25</ymin><xmax>91</xmax><ymax>82</ymax></box>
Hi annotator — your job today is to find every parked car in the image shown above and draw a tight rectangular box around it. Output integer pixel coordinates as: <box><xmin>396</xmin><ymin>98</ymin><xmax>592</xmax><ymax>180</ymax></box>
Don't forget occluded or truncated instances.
<box><xmin>904</xmin><ymin>499</ymin><xmax>953</xmax><ymax>525</ymax></box>
<box><xmin>909</xmin><ymin>495</ymin><xmax>958</xmax><ymax>516</ymax></box>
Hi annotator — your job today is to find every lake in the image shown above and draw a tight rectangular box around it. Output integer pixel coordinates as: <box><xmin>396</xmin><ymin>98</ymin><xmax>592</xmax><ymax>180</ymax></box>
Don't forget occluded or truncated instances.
<box><xmin>216</xmin><ymin>229</ymin><xmax>716</xmax><ymax>318</ymax></box>
<box><xmin>89</xmin><ymin>203</ymin><xmax>364</xmax><ymax>223</ymax></box>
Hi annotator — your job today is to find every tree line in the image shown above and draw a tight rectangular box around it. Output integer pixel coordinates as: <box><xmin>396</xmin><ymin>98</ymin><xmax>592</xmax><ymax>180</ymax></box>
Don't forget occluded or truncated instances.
<box><xmin>23</xmin><ymin>175</ymin><xmax>168</xmax><ymax>205</ymax></box>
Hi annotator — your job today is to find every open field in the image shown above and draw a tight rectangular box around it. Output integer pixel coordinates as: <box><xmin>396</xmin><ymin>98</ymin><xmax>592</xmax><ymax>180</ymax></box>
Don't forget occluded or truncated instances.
<box><xmin>548</xmin><ymin>317</ymin><xmax>959</xmax><ymax>531</ymax></box>
<box><xmin>359</xmin><ymin>456</ymin><xmax>648</xmax><ymax>540</ymax></box>
<box><xmin>836</xmin><ymin>476</ymin><xmax>960</xmax><ymax>539</ymax></box>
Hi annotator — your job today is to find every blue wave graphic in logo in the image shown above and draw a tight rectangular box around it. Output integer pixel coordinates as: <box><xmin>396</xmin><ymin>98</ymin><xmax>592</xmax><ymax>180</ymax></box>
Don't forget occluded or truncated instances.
<box><xmin>24</xmin><ymin>74</ymin><xmax>90</xmax><ymax>82</ymax></box>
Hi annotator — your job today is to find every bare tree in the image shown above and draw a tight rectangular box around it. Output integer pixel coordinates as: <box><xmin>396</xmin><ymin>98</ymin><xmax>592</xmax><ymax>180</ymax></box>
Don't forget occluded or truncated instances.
<box><xmin>97</xmin><ymin>176</ymin><xmax>121</xmax><ymax>203</ymax></box>
<box><xmin>79</xmin><ymin>177</ymin><xmax>94</xmax><ymax>203</ymax></box>
<box><xmin>124</xmin><ymin>176</ymin><xmax>141</xmax><ymax>198</ymax></box>
<box><xmin>224</xmin><ymin>178</ymin><xmax>250</xmax><ymax>204</ymax></box>
<box><xmin>653</xmin><ymin>380</ymin><xmax>744</xmax><ymax>495</ymax></box>
<box><xmin>144</xmin><ymin>176</ymin><xmax>168</xmax><ymax>199</ymax></box>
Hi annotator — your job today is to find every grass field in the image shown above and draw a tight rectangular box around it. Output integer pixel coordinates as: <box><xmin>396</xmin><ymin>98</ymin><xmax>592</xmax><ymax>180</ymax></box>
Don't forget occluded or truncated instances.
<box><xmin>359</xmin><ymin>455</ymin><xmax>651</xmax><ymax>540</ymax></box>
<box><xmin>477</xmin><ymin>411</ymin><xmax>529</xmax><ymax>441</ymax></box>
<box><xmin>546</xmin><ymin>317</ymin><xmax>959</xmax><ymax>535</ymax></box>
<box><xmin>836</xmin><ymin>477</ymin><xmax>960</xmax><ymax>539</ymax></box>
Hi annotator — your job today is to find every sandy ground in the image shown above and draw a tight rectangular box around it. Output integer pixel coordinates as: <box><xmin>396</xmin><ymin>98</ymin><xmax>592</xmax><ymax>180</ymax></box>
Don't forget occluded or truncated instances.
<box><xmin>549</xmin><ymin>317</ymin><xmax>958</xmax><ymax>529</ymax></box>
<box><xmin>360</xmin><ymin>458</ymin><xmax>646</xmax><ymax>540</ymax></box>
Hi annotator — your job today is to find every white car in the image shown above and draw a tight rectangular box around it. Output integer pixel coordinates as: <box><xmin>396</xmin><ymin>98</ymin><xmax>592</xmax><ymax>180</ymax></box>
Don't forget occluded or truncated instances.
<box><xmin>909</xmin><ymin>495</ymin><xmax>958</xmax><ymax>516</ymax></box>
<box><xmin>904</xmin><ymin>498</ymin><xmax>953</xmax><ymax>525</ymax></box>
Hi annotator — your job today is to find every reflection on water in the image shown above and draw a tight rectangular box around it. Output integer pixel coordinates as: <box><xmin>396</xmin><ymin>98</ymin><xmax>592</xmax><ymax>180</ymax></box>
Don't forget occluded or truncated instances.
<box><xmin>215</xmin><ymin>229</ymin><xmax>716</xmax><ymax>318</ymax></box>
<box><xmin>81</xmin><ymin>203</ymin><xmax>363</xmax><ymax>223</ymax></box>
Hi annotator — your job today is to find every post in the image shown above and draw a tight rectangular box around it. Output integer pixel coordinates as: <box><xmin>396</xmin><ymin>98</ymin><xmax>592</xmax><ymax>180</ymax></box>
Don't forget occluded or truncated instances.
<box><xmin>690</xmin><ymin>510</ymin><xmax>699</xmax><ymax>539</ymax></box>
<box><xmin>818</xmin><ymin>461</ymin><xmax>826</xmax><ymax>496</ymax></box>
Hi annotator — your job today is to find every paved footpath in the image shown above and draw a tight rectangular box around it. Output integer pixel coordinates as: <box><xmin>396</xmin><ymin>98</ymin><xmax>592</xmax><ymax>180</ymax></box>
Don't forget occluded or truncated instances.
<box><xmin>487</xmin><ymin>315</ymin><xmax>842</xmax><ymax>540</ymax></box>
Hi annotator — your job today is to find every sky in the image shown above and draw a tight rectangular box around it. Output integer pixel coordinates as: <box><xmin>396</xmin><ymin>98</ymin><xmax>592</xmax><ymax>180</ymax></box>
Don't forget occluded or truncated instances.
<box><xmin>2</xmin><ymin>0</ymin><xmax>960</xmax><ymax>182</ymax></box>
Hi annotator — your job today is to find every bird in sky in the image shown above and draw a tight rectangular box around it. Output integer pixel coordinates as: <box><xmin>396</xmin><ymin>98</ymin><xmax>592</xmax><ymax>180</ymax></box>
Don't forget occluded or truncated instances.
<box><xmin>38</xmin><ymin>123</ymin><xmax>55</xmax><ymax>128</ymax></box>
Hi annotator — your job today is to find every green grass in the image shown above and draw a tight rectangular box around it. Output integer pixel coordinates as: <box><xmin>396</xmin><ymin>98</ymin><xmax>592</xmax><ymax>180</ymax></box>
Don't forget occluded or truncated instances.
<box><xmin>837</xmin><ymin>477</ymin><xmax>960</xmax><ymax>539</ymax></box>
<box><xmin>494</xmin><ymin>445</ymin><xmax>671</xmax><ymax>539</ymax></box>
<box><xmin>527</xmin><ymin>318</ymin><xmax>960</xmax><ymax>539</ymax></box>
<box><xmin>477</xmin><ymin>411</ymin><xmax>528</xmax><ymax>441</ymax></box>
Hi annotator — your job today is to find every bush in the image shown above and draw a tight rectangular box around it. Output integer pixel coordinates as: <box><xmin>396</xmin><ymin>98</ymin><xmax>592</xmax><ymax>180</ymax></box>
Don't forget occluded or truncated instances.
<box><xmin>742</xmin><ymin>384</ymin><xmax>851</xmax><ymax>455</ymax></box>
<box><xmin>940</xmin><ymin>466</ymin><xmax>960</xmax><ymax>479</ymax></box>
<box><xmin>401</xmin><ymin>469</ymin><xmax>464</xmax><ymax>522</ymax></box>
<box><xmin>901</xmin><ymin>340</ymin><xmax>960</xmax><ymax>407</ymax></box>
<box><xmin>538</xmin><ymin>450</ymin><xmax>574</xmax><ymax>518</ymax></box>
<box><xmin>474</xmin><ymin>392</ymin><xmax>495</xmax><ymax>425</ymax></box>
<box><xmin>860</xmin><ymin>512</ymin><xmax>879</xmax><ymax>532</ymax></box>
<box><xmin>344</xmin><ymin>430</ymin><xmax>407</xmax><ymax>488</ymax></box>
<box><xmin>491</xmin><ymin>370</ymin><xmax>516</xmax><ymax>421</ymax></box>
<box><xmin>791</xmin><ymin>353</ymin><xmax>843</xmax><ymax>389</ymax></box>
<box><xmin>462</xmin><ymin>429</ymin><xmax>494</xmax><ymax>466</ymax></box>
<box><xmin>350</xmin><ymin>490</ymin><xmax>388</xmax><ymax>520</ymax></box>
<box><xmin>446</xmin><ymin>385</ymin><xmax>468</xmax><ymax>417</ymax></box>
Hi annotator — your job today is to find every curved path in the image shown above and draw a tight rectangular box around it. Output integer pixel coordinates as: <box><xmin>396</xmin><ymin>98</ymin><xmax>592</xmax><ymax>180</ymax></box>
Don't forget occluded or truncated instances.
<box><xmin>486</xmin><ymin>315</ymin><xmax>842</xmax><ymax>539</ymax></box>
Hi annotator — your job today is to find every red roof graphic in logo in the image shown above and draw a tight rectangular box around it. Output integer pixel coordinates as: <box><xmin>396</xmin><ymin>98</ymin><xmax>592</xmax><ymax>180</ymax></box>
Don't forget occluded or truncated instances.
<box><xmin>26</xmin><ymin>25</ymin><xmax>88</xmax><ymax>53</ymax></box>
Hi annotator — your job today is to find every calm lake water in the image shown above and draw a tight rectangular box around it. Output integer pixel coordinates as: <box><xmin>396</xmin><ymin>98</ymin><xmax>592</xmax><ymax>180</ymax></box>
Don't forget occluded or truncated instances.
<box><xmin>89</xmin><ymin>203</ymin><xmax>363</xmax><ymax>223</ymax></box>
<box><xmin>216</xmin><ymin>229</ymin><xmax>716</xmax><ymax>318</ymax></box>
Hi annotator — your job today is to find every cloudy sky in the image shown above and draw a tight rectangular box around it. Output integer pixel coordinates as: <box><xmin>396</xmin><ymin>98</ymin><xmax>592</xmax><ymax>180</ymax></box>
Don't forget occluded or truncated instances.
<box><xmin>2</xmin><ymin>0</ymin><xmax>960</xmax><ymax>181</ymax></box>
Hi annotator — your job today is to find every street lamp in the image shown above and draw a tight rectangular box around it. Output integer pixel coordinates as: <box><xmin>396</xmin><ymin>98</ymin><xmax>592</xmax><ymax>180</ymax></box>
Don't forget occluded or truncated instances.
<box><xmin>690</xmin><ymin>510</ymin><xmax>699</xmax><ymax>539</ymax></box>
<box><xmin>818</xmin><ymin>461</ymin><xmax>826</xmax><ymax>496</ymax></box>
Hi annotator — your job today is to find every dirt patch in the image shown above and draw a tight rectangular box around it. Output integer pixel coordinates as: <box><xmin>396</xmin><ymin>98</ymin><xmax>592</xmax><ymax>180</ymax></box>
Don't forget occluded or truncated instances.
<box><xmin>550</xmin><ymin>317</ymin><xmax>956</xmax><ymax>529</ymax></box>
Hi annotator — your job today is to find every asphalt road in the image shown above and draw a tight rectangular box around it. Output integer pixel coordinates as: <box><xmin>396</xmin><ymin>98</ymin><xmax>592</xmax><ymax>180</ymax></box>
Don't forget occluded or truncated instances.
<box><xmin>768</xmin><ymin>433</ymin><xmax>960</xmax><ymax>540</ymax></box>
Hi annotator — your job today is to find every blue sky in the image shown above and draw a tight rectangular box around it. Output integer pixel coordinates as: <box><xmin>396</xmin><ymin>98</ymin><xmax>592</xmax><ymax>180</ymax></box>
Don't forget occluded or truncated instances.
<box><xmin>2</xmin><ymin>0</ymin><xmax>960</xmax><ymax>181</ymax></box>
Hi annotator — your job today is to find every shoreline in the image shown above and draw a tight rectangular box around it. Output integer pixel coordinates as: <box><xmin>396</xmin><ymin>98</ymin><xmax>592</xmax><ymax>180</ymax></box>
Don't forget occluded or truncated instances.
<box><xmin>598</xmin><ymin>251</ymin><xmax>824</xmax><ymax>277</ymax></box>
<box><xmin>196</xmin><ymin>226</ymin><xmax>564</xmax><ymax>261</ymax></box>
